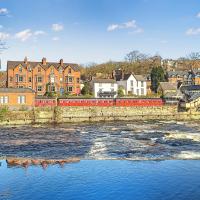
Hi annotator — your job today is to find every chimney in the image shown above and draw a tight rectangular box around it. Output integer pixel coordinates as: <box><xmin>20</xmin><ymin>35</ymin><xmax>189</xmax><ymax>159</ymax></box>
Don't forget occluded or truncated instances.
<box><xmin>24</xmin><ymin>56</ymin><xmax>28</xmax><ymax>64</ymax></box>
<box><xmin>42</xmin><ymin>57</ymin><xmax>47</xmax><ymax>65</ymax></box>
<box><xmin>60</xmin><ymin>59</ymin><xmax>63</xmax><ymax>66</ymax></box>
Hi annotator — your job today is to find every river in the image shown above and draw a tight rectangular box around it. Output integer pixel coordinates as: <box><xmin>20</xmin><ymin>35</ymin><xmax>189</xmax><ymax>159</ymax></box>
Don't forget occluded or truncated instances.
<box><xmin>1</xmin><ymin>121</ymin><xmax>200</xmax><ymax>200</ymax></box>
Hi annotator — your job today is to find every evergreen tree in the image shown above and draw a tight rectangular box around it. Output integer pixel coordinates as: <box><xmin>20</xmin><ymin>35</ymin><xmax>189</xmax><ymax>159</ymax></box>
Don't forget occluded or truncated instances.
<box><xmin>151</xmin><ymin>66</ymin><xmax>165</xmax><ymax>93</ymax></box>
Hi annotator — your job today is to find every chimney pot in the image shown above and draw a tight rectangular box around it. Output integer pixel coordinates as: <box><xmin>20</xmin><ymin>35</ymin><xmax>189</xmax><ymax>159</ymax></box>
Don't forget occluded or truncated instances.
<box><xmin>42</xmin><ymin>57</ymin><xmax>47</xmax><ymax>65</ymax></box>
<box><xmin>60</xmin><ymin>59</ymin><xmax>63</xmax><ymax>66</ymax></box>
<box><xmin>24</xmin><ymin>56</ymin><xmax>28</xmax><ymax>64</ymax></box>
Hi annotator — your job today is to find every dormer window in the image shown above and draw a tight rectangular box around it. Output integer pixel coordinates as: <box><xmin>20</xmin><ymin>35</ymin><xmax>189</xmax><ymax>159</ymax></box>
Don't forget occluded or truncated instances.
<box><xmin>38</xmin><ymin>67</ymin><xmax>41</xmax><ymax>73</ymax></box>
<box><xmin>28</xmin><ymin>67</ymin><xmax>32</xmax><ymax>72</ymax></box>
<box><xmin>19</xmin><ymin>66</ymin><xmax>22</xmax><ymax>72</ymax></box>
<box><xmin>68</xmin><ymin>68</ymin><xmax>72</xmax><ymax>74</ymax></box>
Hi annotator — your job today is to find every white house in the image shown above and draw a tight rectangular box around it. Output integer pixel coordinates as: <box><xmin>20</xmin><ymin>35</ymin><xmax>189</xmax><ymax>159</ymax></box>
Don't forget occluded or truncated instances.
<box><xmin>92</xmin><ymin>79</ymin><xmax>118</xmax><ymax>98</ymax></box>
<box><xmin>117</xmin><ymin>73</ymin><xmax>147</xmax><ymax>96</ymax></box>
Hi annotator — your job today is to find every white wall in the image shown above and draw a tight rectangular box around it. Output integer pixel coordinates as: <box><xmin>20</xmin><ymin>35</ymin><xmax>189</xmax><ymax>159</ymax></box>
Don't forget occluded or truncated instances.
<box><xmin>117</xmin><ymin>74</ymin><xmax>147</xmax><ymax>96</ymax></box>
<box><xmin>93</xmin><ymin>82</ymin><xmax>118</xmax><ymax>98</ymax></box>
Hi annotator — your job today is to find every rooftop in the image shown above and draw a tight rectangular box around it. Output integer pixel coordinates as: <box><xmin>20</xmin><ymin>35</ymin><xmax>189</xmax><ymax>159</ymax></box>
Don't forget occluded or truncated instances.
<box><xmin>159</xmin><ymin>82</ymin><xmax>177</xmax><ymax>91</ymax></box>
<box><xmin>0</xmin><ymin>88</ymin><xmax>35</xmax><ymax>93</ymax></box>
<box><xmin>7</xmin><ymin>58</ymin><xmax>80</xmax><ymax>72</ymax></box>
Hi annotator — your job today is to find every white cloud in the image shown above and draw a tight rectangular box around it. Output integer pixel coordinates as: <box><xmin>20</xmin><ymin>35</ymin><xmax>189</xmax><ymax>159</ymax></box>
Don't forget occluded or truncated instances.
<box><xmin>0</xmin><ymin>32</ymin><xmax>10</xmax><ymax>40</ymax></box>
<box><xmin>34</xmin><ymin>30</ymin><xmax>46</xmax><ymax>36</ymax></box>
<box><xmin>186</xmin><ymin>28</ymin><xmax>200</xmax><ymax>36</ymax></box>
<box><xmin>107</xmin><ymin>20</ymin><xmax>142</xmax><ymax>33</ymax></box>
<box><xmin>15</xmin><ymin>29</ymin><xmax>32</xmax><ymax>41</ymax></box>
<box><xmin>52</xmin><ymin>23</ymin><xmax>64</xmax><ymax>32</ymax></box>
<box><xmin>0</xmin><ymin>8</ymin><xmax>8</xmax><ymax>15</ymax></box>
<box><xmin>197</xmin><ymin>12</ymin><xmax>200</xmax><ymax>18</ymax></box>
<box><xmin>52</xmin><ymin>37</ymin><xmax>60</xmax><ymax>41</ymax></box>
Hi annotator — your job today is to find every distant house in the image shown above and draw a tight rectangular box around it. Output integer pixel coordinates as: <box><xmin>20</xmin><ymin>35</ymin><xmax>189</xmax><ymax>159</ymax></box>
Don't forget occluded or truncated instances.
<box><xmin>116</xmin><ymin>73</ymin><xmax>147</xmax><ymax>96</ymax></box>
<box><xmin>158</xmin><ymin>82</ymin><xmax>183</xmax><ymax>104</ymax></box>
<box><xmin>91</xmin><ymin>79</ymin><xmax>118</xmax><ymax>98</ymax></box>
<box><xmin>0</xmin><ymin>88</ymin><xmax>35</xmax><ymax>109</ymax></box>
<box><xmin>167</xmin><ymin>71</ymin><xmax>194</xmax><ymax>86</ymax></box>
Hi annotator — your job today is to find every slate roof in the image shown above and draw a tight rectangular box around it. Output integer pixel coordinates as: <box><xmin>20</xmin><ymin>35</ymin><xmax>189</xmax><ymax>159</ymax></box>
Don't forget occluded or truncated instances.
<box><xmin>159</xmin><ymin>82</ymin><xmax>177</xmax><ymax>91</ymax></box>
<box><xmin>134</xmin><ymin>75</ymin><xmax>146</xmax><ymax>81</ymax></box>
<box><xmin>181</xmin><ymin>85</ymin><xmax>200</xmax><ymax>92</ymax></box>
<box><xmin>167</xmin><ymin>71</ymin><xmax>188</xmax><ymax>77</ymax></box>
<box><xmin>0</xmin><ymin>88</ymin><xmax>35</xmax><ymax>93</ymax></box>
<box><xmin>92</xmin><ymin>79</ymin><xmax>117</xmax><ymax>83</ymax></box>
<box><xmin>7</xmin><ymin>60</ymin><xmax>80</xmax><ymax>72</ymax></box>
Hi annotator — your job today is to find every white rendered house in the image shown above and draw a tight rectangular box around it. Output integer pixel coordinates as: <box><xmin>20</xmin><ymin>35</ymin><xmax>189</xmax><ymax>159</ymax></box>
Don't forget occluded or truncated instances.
<box><xmin>117</xmin><ymin>73</ymin><xmax>147</xmax><ymax>96</ymax></box>
<box><xmin>92</xmin><ymin>79</ymin><xmax>118</xmax><ymax>98</ymax></box>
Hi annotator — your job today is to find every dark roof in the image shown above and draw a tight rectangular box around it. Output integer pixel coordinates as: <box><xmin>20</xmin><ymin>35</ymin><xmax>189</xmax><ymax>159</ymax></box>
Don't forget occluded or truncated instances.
<box><xmin>167</xmin><ymin>71</ymin><xmax>188</xmax><ymax>77</ymax></box>
<box><xmin>0</xmin><ymin>88</ymin><xmax>35</xmax><ymax>93</ymax></box>
<box><xmin>123</xmin><ymin>73</ymin><xmax>132</xmax><ymax>80</ymax></box>
<box><xmin>181</xmin><ymin>85</ymin><xmax>200</xmax><ymax>92</ymax></box>
<box><xmin>7</xmin><ymin>60</ymin><xmax>80</xmax><ymax>72</ymax></box>
<box><xmin>92</xmin><ymin>79</ymin><xmax>117</xmax><ymax>83</ymax></box>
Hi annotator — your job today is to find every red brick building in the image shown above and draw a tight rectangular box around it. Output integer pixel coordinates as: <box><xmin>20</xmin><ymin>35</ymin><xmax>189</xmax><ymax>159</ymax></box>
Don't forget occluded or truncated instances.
<box><xmin>7</xmin><ymin>57</ymin><xmax>81</xmax><ymax>96</ymax></box>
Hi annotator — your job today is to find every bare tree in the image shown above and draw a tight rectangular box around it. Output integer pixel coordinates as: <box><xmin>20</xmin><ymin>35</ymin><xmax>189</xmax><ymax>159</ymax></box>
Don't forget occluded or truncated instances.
<box><xmin>125</xmin><ymin>50</ymin><xmax>149</xmax><ymax>63</ymax></box>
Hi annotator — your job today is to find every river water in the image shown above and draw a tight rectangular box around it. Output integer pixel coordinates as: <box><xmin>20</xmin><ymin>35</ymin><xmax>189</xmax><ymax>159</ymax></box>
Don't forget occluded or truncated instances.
<box><xmin>1</xmin><ymin>121</ymin><xmax>200</xmax><ymax>200</ymax></box>
<box><xmin>0</xmin><ymin>121</ymin><xmax>200</xmax><ymax>160</ymax></box>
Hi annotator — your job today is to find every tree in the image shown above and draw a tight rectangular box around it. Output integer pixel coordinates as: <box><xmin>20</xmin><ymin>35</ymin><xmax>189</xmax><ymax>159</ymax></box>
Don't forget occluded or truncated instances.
<box><xmin>117</xmin><ymin>86</ymin><xmax>125</xmax><ymax>97</ymax></box>
<box><xmin>125</xmin><ymin>50</ymin><xmax>148</xmax><ymax>63</ymax></box>
<box><xmin>151</xmin><ymin>66</ymin><xmax>165</xmax><ymax>93</ymax></box>
<box><xmin>81</xmin><ymin>82</ymin><xmax>92</xmax><ymax>96</ymax></box>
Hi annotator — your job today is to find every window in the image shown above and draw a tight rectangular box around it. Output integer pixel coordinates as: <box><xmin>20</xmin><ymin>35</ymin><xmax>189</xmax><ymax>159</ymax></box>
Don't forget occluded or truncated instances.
<box><xmin>68</xmin><ymin>86</ymin><xmax>73</xmax><ymax>92</ymax></box>
<box><xmin>59</xmin><ymin>68</ymin><xmax>63</xmax><ymax>74</ymax></box>
<box><xmin>37</xmin><ymin>77</ymin><xmax>42</xmax><ymax>82</ymax></box>
<box><xmin>9</xmin><ymin>77</ymin><xmax>13</xmax><ymax>82</ymax></box>
<box><xmin>37</xmin><ymin>86</ymin><xmax>42</xmax><ymax>92</ymax></box>
<box><xmin>18</xmin><ymin>86</ymin><xmax>24</xmax><ymax>88</ymax></box>
<box><xmin>131</xmin><ymin>80</ymin><xmax>133</xmax><ymax>87</ymax></box>
<box><xmin>60</xmin><ymin>77</ymin><xmax>63</xmax><ymax>82</ymax></box>
<box><xmin>68</xmin><ymin>77</ymin><xmax>73</xmax><ymax>83</ymax></box>
<box><xmin>38</xmin><ymin>67</ymin><xmax>41</xmax><ymax>73</ymax></box>
<box><xmin>141</xmin><ymin>81</ymin><xmax>144</xmax><ymax>87</ymax></box>
<box><xmin>0</xmin><ymin>96</ymin><xmax>8</xmax><ymax>104</ymax></box>
<box><xmin>137</xmin><ymin>89</ymin><xmax>139</xmax><ymax>95</ymax></box>
<box><xmin>28</xmin><ymin>77</ymin><xmax>32</xmax><ymax>82</ymax></box>
<box><xmin>77</xmin><ymin>78</ymin><xmax>80</xmax><ymax>83</ymax></box>
<box><xmin>68</xmin><ymin>68</ymin><xmax>72</xmax><ymax>74</ymax></box>
<box><xmin>141</xmin><ymin>88</ymin><xmax>144</xmax><ymax>95</ymax></box>
<box><xmin>28</xmin><ymin>67</ymin><xmax>32</xmax><ymax>72</ymax></box>
<box><xmin>19</xmin><ymin>66</ymin><xmax>22</xmax><ymax>72</ymax></box>
<box><xmin>18</xmin><ymin>96</ymin><xmax>26</xmax><ymax>104</ymax></box>
<box><xmin>19</xmin><ymin>76</ymin><xmax>23</xmax><ymax>82</ymax></box>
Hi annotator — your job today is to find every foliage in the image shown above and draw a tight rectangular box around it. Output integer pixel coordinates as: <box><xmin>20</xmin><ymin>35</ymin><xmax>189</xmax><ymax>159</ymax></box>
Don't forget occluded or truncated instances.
<box><xmin>81</xmin><ymin>82</ymin><xmax>92</xmax><ymax>95</ymax></box>
<box><xmin>117</xmin><ymin>86</ymin><xmax>125</xmax><ymax>97</ymax></box>
<box><xmin>150</xmin><ymin>66</ymin><xmax>166</xmax><ymax>93</ymax></box>
<box><xmin>125</xmin><ymin>50</ymin><xmax>149</xmax><ymax>63</ymax></box>
<box><xmin>0</xmin><ymin>106</ymin><xmax>8</xmax><ymax>120</ymax></box>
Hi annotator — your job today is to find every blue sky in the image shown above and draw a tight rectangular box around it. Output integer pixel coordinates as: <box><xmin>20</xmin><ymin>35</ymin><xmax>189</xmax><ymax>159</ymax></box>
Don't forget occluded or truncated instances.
<box><xmin>0</xmin><ymin>0</ymin><xmax>200</xmax><ymax>69</ymax></box>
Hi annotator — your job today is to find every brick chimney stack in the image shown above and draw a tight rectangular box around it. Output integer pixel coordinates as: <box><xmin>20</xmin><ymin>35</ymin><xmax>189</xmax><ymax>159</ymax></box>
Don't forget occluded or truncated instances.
<box><xmin>42</xmin><ymin>57</ymin><xmax>47</xmax><ymax>65</ymax></box>
<box><xmin>24</xmin><ymin>56</ymin><xmax>28</xmax><ymax>64</ymax></box>
<box><xmin>60</xmin><ymin>59</ymin><xmax>64</xmax><ymax>66</ymax></box>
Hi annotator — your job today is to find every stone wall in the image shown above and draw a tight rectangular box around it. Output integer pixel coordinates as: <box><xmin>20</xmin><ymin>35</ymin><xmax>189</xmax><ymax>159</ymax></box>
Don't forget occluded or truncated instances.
<box><xmin>0</xmin><ymin>106</ymin><xmax>200</xmax><ymax>125</ymax></box>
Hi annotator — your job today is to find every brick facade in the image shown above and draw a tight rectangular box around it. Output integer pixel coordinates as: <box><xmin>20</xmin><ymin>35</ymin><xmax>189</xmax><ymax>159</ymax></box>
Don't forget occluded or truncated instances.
<box><xmin>7</xmin><ymin>58</ymin><xmax>81</xmax><ymax>96</ymax></box>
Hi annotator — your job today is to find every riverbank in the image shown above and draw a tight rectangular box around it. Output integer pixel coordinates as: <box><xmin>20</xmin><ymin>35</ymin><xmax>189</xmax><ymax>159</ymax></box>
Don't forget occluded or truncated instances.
<box><xmin>0</xmin><ymin>105</ymin><xmax>199</xmax><ymax>125</ymax></box>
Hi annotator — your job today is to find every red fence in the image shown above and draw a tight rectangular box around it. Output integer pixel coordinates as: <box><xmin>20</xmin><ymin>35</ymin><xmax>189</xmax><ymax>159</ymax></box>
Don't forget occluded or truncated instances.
<box><xmin>35</xmin><ymin>98</ymin><xmax>57</xmax><ymax>107</ymax></box>
<box><xmin>57</xmin><ymin>98</ymin><xmax>164</xmax><ymax>107</ymax></box>
<box><xmin>35</xmin><ymin>98</ymin><xmax>164</xmax><ymax>107</ymax></box>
